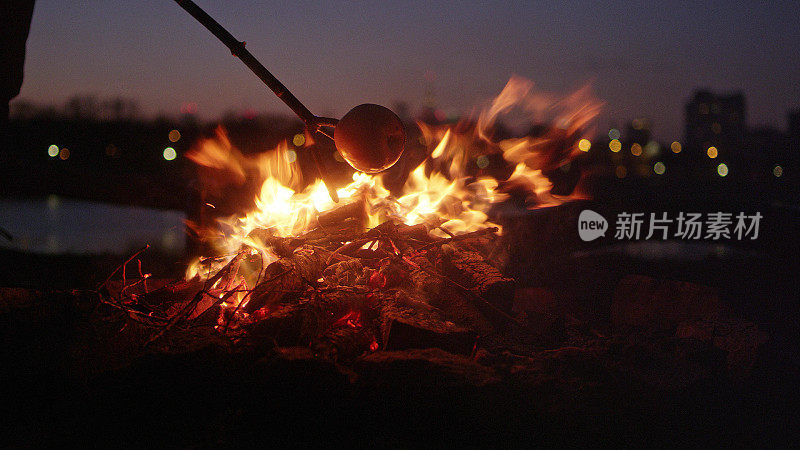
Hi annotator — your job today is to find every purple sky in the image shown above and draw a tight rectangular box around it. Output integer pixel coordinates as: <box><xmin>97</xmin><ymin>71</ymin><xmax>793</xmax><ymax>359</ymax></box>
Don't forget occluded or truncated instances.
<box><xmin>15</xmin><ymin>0</ymin><xmax>800</xmax><ymax>141</ymax></box>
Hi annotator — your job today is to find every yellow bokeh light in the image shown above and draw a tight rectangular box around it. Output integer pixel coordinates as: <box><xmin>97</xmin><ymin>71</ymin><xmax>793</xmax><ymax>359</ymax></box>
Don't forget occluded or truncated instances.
<box><xmin>773</xmin><ymin>165</ymin><xmax>783</xmax><ymax>178</ymax></box>
<box><xmin>168</xmin><ymin>129</ymin><xmax>181</xmax><ymax>142</ymax></box>
<box><xmin>653</xmin><ymin>162</ymin><xmax>666</xmax><ymax>175</ymax></box>
<box><xmin>670</xmin><ymin>141</ymin><xmax>682</xmax><ymax>153</ymax></box>
<box><xmin>717</xmin><ymin>163</ymin><xmax>728</xmax><ymax>177</ymax></box>
<box><xmin>292</xmin><ymin>133</ymin><xmax>305</xmax><ymax>147</ymax></box>
<box><xmin>47</xmin><ymin>145</ymin><xmax>59</xmax><ymax>157</ymax></box>
<box><xmin>615</xmin><ymin>165</ymin><xmax>627</xmax><ymax>178</ymax></box>
<box><xmin>609</xmin><ymin>139</ymin><xmax>621</xmax><ymax>152</ymax></box>
<box><xmin>163</xmin><ymin>147</ymin><xmax>177</xmax><ymax>161</ymax></box>
<box><xmin>707</xmin><ymin>146</ymin><xmax>718</xmax><ymax>159</ymax></box>
<box><xmin>631</xmin><ymin>143</ymin><xmax>643</xmax><ymax>156</ymax></box>
<box><xmin>578</xmin><ymin>138</ymin><xmax>591</xmax><ymax>152</ymax></box>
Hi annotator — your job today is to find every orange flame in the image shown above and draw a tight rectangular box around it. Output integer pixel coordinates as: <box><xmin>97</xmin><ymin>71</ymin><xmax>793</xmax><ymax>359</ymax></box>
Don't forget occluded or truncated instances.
<box><xmin>186</xmin><ymin>77</ymin><xmax>601</xmax><ymax>297</ymax></box>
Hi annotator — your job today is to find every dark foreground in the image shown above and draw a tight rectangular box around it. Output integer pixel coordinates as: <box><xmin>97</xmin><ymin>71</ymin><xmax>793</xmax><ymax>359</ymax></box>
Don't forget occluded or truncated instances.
<box><xmin>1</xmin><ymin>199</ymin><xmax>799</xmax><ymax>447</ymax></box>
<box><xmin>1</xmin><ymin>277</ymin><xmax>797</xmax><ymax>447</ymax></box>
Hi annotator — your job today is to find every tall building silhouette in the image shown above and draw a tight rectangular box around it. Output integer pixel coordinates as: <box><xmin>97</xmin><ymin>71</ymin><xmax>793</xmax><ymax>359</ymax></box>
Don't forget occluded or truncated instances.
<box><xmin>684</xmin><ymin>91</ymin><xmax>746</xmax><ymax>159</ymax></box>
<box><xmin>789</xmin><ymin>109</ymin><xmax>800</xmax><ymax>154</ymax></box>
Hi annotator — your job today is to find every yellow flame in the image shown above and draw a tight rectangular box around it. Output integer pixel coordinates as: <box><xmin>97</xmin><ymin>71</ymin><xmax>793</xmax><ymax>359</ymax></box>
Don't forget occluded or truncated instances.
<box><xmin>186</xmin><ymin>76</ymin><xmax>601</xmax><ymax>286</ymax></box>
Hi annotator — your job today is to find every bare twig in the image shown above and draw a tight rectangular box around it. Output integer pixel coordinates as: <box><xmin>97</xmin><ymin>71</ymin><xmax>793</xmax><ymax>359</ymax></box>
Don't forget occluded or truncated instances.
<box><xmin>145</xmin><ymin>251</ymin><xmax>245</xmax><ymax>345</ymax></box>
<box><xmin>96</xmin><ymin>244</ymin><xmax>150</xmax><ymax>291</ymax></box>
<box><xmin>417</xmin><ymin>227</ymin><xmax>498</xmax><ymax>252</ymax></box>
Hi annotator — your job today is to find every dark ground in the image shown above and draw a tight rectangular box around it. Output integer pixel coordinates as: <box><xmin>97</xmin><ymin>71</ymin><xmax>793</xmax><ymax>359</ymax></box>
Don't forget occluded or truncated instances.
<box><xmin>1</xmin><ymin>197</ymin><xmax>798</xmax><ymax>447</ymax></box>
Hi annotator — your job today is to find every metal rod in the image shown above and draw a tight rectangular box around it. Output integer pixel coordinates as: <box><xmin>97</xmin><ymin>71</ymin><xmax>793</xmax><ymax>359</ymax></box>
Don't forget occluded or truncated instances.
<box><xmin>173</xmin><ymin>0</ymin><xmax>339</xmax><ymax>202</ymax></box>
<box><xmin>174</xmin><ymin>0</ymin><xmax>319</xmax><ymax>127</ymax></box>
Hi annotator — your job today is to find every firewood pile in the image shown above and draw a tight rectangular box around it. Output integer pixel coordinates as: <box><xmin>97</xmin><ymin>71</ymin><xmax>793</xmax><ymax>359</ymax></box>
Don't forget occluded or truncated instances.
<box><xmin>99</xmin><ymin>200</ymin><xmax>518</xmax><ymax>362</ymax></box>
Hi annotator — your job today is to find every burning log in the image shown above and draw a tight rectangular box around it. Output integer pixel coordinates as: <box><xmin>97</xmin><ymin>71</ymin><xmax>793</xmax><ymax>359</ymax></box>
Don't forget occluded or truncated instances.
<box><xmin>300</xmin><ymin>290</ymin><xmax>375</xmax><ymax>339</ymax></box>
<box><xmin>379</xmin><ymin>292</ymin><xmax>477</xmax><ymax>356</ymax></box>
<box><xmin>244</xmin><ymin>245</ymin><xmax>331</xmax><ymax>313</ymax></box>
<box><xmin>440</xmin><ymin>249</ymin><xmax>516</xmax><ymax>314</ymax></box>
<box><xmin>246</xmin><ymin>201</ymin><xmax>369</xmax><ymax>257</ymax></box>
<box><xmin>317</xmin><ymin>200</ymin><xmax>365</xmax><ymax>229</ymax></box>
<box><xmin>246</xmin><ymin>271</ymin><xmax>373</xmax><ymax>348</ymax></box>
<box><xmin>313</xmin><ymin>326</ymin><xmax>376</xmax><ymax>362</ymax></box>
<box><xmin>322</xmin><ymin>259</ymin><xmax>366</xmax><ymax>287</ymax></box>
<box><xmin>244</xmin><ymin>302</ymin><xmax>305</xmax><ymax>345</ymax></box>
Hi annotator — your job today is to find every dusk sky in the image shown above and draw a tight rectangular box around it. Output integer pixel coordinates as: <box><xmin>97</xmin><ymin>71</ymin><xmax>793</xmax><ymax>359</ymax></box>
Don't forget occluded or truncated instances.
<box><xmin>14</xmin><ymin>0</ymin><xmax>800</xmax><ymax>141</ymax></box>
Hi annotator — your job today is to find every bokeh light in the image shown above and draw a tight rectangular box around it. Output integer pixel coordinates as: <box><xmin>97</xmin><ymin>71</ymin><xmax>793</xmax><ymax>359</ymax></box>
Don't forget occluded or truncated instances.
<box><xmin>670</xmin><ymin>141</ymin><xmax>682</xmax><ymax>153</ymax></box>
<box><xmin>59</xmin><ymin>148</ymin><xmax>70</xmax><ymax>160</ymax></box>
<box><xmin>46</xmin><ymin>194</ymin><xmax>60</xmax><ymax>210</ymax></box>
<box><xmin>292</xmin><ymin>133</ymin><xmax>305</xmax><ymax>147</ymax></box>
<box><xmin>615</xmin><ymin>165</ymin><xmax>627</xmax><ymax>178</ymax></box>
<box><xmin>773</xmin><ymin>165</ymin><xmax>783</xmax><ymax>178</ymax></box>
<box><xmin>286</xmin><ymin>149</ymin><xmax>297</xmax><ymax>163</ymax></box>
<box><xmin>608</xmin><ymin>129</ymin><xmax>620</xmax><ymax>140</ymax></box>
<box><xmin>653</xmin><ymin>162</ymin><xmax>666</xmax><ymax>175</ymax></box>
<box><xmin>168</xmin><ymin>129</ymin><xmax>181</xmax><ymax>142</ymax></box>
<box><xmin>717</xmin><ymin>163</ymin><xmax>728</xmax><ymax>177</ymax></box>
<box><xmin>163</xmin><ymin>147</ymin><xmax>177</xmax><ymax>161</ymax></box>
<box><xmin>630</xmin><ymin>143</ymin><xmax>642</xmax><ymax>156</ymax></box>
<box><xmin>476</xmin><ymin>155</ymin><xmax>490</xmax><ymax>168</ymax></box>
<box><xmin>644</xmin><ymin>141</ymin><xmax>659</xmax><ymax>156</ymax></box>
<box><xmin>609</xmin><ymin>139</ymin><xmax>622</xmax><ymax>152</ymax></box>
<box><xmin>578</xmin><ymin>139</ymin><xmax>591</xmax><ymax>152</ymax></box>
<box><xmin>707</xmin><ymin>146</ymin><xmax>718</xmax><ymax>158</ymax></box>
<box><xmin>47</xmin><ymin>145</ymin><xmax>59</xmax><ymax>157</ymax></box>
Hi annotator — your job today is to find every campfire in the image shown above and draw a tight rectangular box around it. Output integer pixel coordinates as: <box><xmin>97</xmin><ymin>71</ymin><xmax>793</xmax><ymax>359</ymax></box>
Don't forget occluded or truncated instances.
<box><xmin>110</xmin><ymin>76</ymin><xmax>594</xmax><ymax>359</ymax></box>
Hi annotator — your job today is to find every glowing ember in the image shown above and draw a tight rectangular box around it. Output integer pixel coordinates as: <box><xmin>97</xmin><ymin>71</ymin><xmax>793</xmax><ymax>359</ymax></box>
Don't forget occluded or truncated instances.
<box><xmin>332</xmin><ymin>310</ymin><xmax>363</xmax><ymax>329</ymax></box>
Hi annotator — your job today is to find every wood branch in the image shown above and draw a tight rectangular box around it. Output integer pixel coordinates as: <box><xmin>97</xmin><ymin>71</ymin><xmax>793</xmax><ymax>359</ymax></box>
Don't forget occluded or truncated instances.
<box><xmin>246</xmin><ymin>229</ymin><xmax>297</xmax><ymax>257</ymax></box>
<box><xmin>440</xmin><ymin>249</ymin><xmax>516</xmax><ymax>314</ymax></box>
<box><xmin>380</xmin><ymin>292</ymin><xmax>477</xmax><ymax>356</ymax></box>
<box><xmin>145</xmin><ymin>252</ymin><xmax>245</xmax><ymax>345</ymax></box>
<box><xmin>321</xmin><ymin>259</ymin><xmax>365</xmax><ymax>287</ymax></box>
<box><xmin>244</xmin><ymin>245</ymin><xmax>331</xmax><ymax>313</ymax></box>
<box><xmin>134</xmin><ymin>278</ymin><xmax>204</xmax><ymax>309</ymax></box>
<box><xmin>244</xmin><ymin>302</ymin><xmax>305</xmax><ymax>345</ymax></box>
<box><xmin>312</xmin><ymin>326</ymin><xmax>375</xmax><ymax>362</ymax></box>
<box><xmin>407</xmin><ymin>254</ymin><xmax>444</xmax><ymax>300</ymax></box>
<box><xmin>317</xmin><ymin>201</ymin><xmax>365</xmax><ymax>229</ymax></box>
<box><xmin>300</xmin><ymin>289</ymin><xmax>375</xmax><ymax>338</ymax></box>
<box><xmin>418</xmin><ymin>227</ymin><xmax>499</xmax><ymax>252</ymax></box>
<box><xmin>413</xmin><ymin>258</ymin><xmax>521</xmax><ymax>327</ymax></box>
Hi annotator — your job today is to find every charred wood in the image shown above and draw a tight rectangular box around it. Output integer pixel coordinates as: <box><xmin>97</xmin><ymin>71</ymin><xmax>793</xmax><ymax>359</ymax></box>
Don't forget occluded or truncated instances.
<box><xmin>440</xmin><ymin>249</ymin><xmax>516</xmax><ymax>313</ymax></box>
<box><xmin>379</xmin><ymin>292</ymin><xmax>477</xmax><ymax>356</ymax></box>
